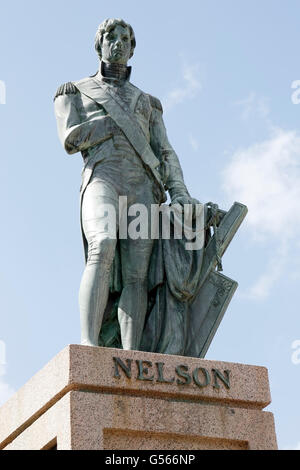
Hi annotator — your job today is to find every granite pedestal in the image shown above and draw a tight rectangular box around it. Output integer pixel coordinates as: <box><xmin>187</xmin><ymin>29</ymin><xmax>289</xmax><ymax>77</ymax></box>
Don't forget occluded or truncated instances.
<box><xmin>0</xmin><ymin>345</ymin><xmax>277</xmax><ymax>450</ymax></box>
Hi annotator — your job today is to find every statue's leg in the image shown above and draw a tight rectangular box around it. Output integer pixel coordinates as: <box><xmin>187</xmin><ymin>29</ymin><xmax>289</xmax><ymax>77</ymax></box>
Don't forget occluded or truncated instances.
<box><xmin>117</xmin><ymin>174</ymin><xmax>156</xmax><ymax>351</ymax></box>
<box><xmin>79</xmin><ymin>178</ymin><xmax>119</xmax><ymax>347</ymax></box>
<box><xmin>118</xmin><ymin>237</ymin><xmax>154</xmax><ymax>350</ymax></box>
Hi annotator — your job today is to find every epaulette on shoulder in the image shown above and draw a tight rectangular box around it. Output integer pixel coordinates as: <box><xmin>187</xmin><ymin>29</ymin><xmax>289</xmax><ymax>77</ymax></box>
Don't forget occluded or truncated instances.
<box><xmin>54</xmin><ymin>82</ymin><xmax>78</xmax><ymax>101</ymax></box>
<box><xmin>148</xmin><ymin>94</ymin><xmax>163</xmax><ymax>113</ymax></box>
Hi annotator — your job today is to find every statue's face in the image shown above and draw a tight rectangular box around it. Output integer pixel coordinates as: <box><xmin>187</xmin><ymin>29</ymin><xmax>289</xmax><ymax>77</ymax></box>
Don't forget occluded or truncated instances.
<box><xmin>101</xmin><ymin>24</ymin><xmax>132</xmax><ymax>65</ymax></box>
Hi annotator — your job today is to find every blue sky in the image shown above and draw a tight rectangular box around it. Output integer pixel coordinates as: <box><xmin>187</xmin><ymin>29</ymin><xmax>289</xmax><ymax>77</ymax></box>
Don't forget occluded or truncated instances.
<box><xmin>0</xmin><ymin>0</ymin><xmax>300</xmax><ymax>450</ymax></box>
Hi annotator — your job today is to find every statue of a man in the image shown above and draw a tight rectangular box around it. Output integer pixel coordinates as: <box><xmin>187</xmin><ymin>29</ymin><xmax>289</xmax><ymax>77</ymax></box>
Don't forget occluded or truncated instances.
<box><xmin>54</xmin><ymin>18</ymin><xmax>197</xmax><ymax>350</ymax></box>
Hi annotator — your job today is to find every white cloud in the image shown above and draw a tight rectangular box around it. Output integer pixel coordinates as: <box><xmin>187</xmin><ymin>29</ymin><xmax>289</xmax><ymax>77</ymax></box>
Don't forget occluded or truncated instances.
<box><xmin>163</xmin><ymin>61</ymin><xmax>202</xmax><ymax>111</ymax></box>
<box><xmin>234</xmin><ymin>92</ymin><xmax>270</xmax><ymax>121</ymax></box>
<box><xmin>222</xmin><ymin>128</ymin><xmax>300</xmax><ymax>239</ymax></box>
<box><xmin>222</xmin><ymin>128</ymin><xmax>300</xmax><ymax>298</ymax></box>
<box><xmin>247</xmin><ymin>243</ymin><xmax>287</xmax><ymax>299</ymax></box>
<box><xmin>189</xmin><ymin>133</ymin><xmax>200</xmax><ymax>151</ymax></box>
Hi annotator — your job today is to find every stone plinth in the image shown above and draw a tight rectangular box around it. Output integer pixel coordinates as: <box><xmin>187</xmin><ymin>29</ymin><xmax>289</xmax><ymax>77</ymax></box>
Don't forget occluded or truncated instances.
<box><xmin>0</xmin><ymin>345</ymin><xmax>277</xmax><ymax>450</ymax></box>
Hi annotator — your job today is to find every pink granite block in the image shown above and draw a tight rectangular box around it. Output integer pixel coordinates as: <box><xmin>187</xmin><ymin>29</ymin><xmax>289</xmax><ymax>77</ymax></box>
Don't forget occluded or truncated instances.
<box><xmin>0</xmin><ymin>345</ymin><xmax>278</xmax><ymax>450</ymax></box>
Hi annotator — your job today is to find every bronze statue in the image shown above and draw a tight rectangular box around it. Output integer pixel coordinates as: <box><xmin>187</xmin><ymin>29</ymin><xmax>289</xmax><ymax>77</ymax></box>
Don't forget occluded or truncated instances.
<box><xmin>54</xmin><ymin>18</ymin><xmax>247</xmax><ymax>356</ymax></box>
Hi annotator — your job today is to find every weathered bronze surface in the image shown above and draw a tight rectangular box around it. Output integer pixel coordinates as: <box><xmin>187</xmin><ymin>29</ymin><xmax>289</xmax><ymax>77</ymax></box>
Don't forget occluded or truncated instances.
<box><xmin>54</xmin><ymin>18</ymin><xmax>247</xmax><ymax>357</ymax></box>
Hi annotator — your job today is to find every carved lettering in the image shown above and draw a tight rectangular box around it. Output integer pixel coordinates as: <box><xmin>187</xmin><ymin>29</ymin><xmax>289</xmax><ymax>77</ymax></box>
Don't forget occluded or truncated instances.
<box><xmin>212</xmin><ymin>369</ymin><xmax>231</xmax><ymax>389</ymax></box>
<box><xmin>113</xmin><ymin>358</ymin><xmax>231</xmax><ymax>390</ymax></box>
<box><xmin>175</xmin><ymin>365</ymin><xmax>192</xmax><ymax>386</ymax></box>
<box><xmin>136</xmin><ymin>360</ymin><xmax>154</xmax><ymax>381</ymax></box>
<box><xmin>113</xmin><ymin>357</ymin><xmax>132</xmax><ymax>379</ymax></box>
<box><xmin>193</xmin><ymin>367</ymin><xmax>211</xmax><ymax>388</ymax></box>
<box><xmin>156</xmin><ymin>362</ymin><xmax>175</xmax><ymax>384</ymax></box>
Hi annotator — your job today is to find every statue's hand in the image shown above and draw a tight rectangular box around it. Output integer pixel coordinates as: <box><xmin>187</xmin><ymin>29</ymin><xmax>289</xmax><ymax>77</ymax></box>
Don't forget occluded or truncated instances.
<box><xmin>171</xmin><ymin>195</ymin><xmax>202</xmax><ymax>218</ymax></box>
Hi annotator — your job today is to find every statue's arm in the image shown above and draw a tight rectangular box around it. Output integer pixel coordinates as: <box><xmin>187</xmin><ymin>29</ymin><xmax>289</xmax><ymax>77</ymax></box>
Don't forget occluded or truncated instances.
<box><xmin>149</xmin><ymin>97</ymin><xmax>190</xmax><ymax>201</ymax></box>
<box><xmin>54</xmin><ymin>83</ymin><xmax>115</xmax><ymax>155</ymax></box>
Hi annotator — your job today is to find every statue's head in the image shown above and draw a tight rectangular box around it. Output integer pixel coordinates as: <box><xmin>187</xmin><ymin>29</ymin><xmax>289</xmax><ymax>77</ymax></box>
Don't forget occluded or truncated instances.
<box><xmin>95</xmin><ymin>18</ymin><xmax>136</xmax><ymax>65</ymax></box>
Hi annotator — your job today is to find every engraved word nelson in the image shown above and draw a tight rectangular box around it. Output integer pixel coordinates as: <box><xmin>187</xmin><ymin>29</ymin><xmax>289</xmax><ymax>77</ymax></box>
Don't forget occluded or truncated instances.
<box><xmin>113</xmin><ymin>357</ymin><xmax>231</xmax><ymax>390</ymax></box>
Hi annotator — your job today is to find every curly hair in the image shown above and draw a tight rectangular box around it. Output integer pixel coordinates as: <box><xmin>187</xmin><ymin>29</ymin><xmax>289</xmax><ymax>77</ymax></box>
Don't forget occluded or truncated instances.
<box><xmin>95</xmin><ymin>18</ymin><xmax>136</xmax><ymax>60</ymax></box>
